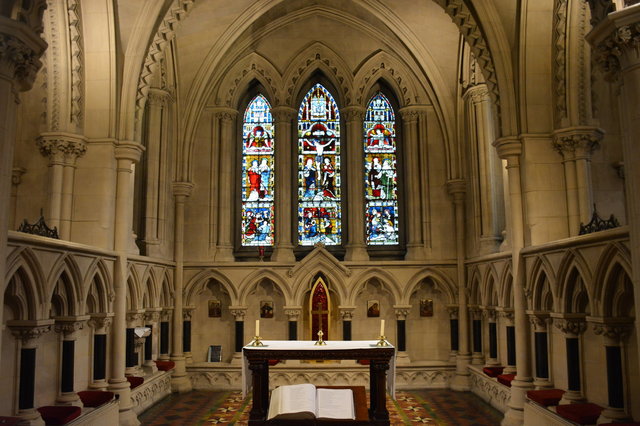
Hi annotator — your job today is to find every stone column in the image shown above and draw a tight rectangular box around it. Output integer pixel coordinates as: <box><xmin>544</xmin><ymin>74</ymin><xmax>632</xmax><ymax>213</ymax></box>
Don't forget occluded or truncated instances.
<box><xmin>448</xmin><ymin>180</ymin><xmax>471</xmax><ymax>390</ymax></box>
<box><xmin>553</xmin><ymin>315</ymin><xmax>586</xmax><ymax>403</ymax></box>
<box><xmin>158</xmin><ymin>309</ymin><xmax>172</xmax><ymax>361</ymax></box>
<box><xmin>552</xmin><ymin>128</ymin><xmax>603</xmax><ymax>234</ymax></box>
<box><xmin>284</xmin><ymin>307</ymin><xmax>302</xmax><ymax>340</ymax></box>
<box><xmin>88</xmin><ymin>314</ymin><xmax>113</xmax><ymax>390</ymax></box>
<box><xmin>592</xmin><ymin>319</ymin><xmax>633</xmax><ymax>423</ymax></box>
<box><xmin>183</xmin><ymin>307</ymin><xmax>194</xmax><ymax>365</ymax></box>
<box><xmin>339</xmin><ymin>307</ymin><xmax>355</xmax><ymax>341</ymax></box>
<box><xmin>343</xmin><ymin>106</ymin><xmax>368</xmax><ymax>261</ymax></box>
<box><xmin>587</xmin><ymin>6</ymin><xmax>640</xmax><ymax>383</ymax></box>
<box><xmin>143</xmin><ymin>309</ymin><xmax>160</xmax><ymax>374</ymax></box>
<box><xmin>446</xmin><ymin>306</ymin><xmax>459</xmax><ymax>362</ymax></box>
<box><xmin>470</xmin><ymin>307</ymin><xmax>484</xmax><ymax>365</ymax></box>
<box><xmin>54</xmin><ymin>317</ymin><xmax>88</xmax><ymax>406</ymax></box>
<box><xmin>493</xmin><ymin>137</ymin><xmax>532</xmax><ymax>425</ymax></box>
<box><xmin>36</xmin><ymin>133</ymin><xmax>87</xmax><ymax>239</ymax></box>
<box><xmin>528</xmin><ymin>313</ymin><xmax>552</xmax><ymax>389</ymax></box>
<box><xmin>230</xmin><ymin>307</ymin><xmax>247</xmax><ymax>365</ymax></box>
<box><xmin>0</xmin><ymin>17</ymin><xmax>48</xmax><ymax>364</ymax></box>
<box><xmin>499</xmin><ymin>310</ymin><xmax>516</xmax><ymax>374</ymax></box>
<box><xmin>109</xmin><ymin>142</ymin><xmax>143</xmax><ymax>426</ymax></box>
<box><xmin>10</xmin><ymin>167</ymin><xmax>25</xmax><ymax>228</ymax></box>
<box><xmin>125</xmin><ymin>311</ymin><xmax>144</xmax><ymax>377</ymax></box>
<box><xmin>170</xmin><ymin>182</ymin><xmax>193</xmax><ymax>392</ymax></box>
<box><xmin>484</xmin><ymin>308</ymin><xmax>500</xmax><ymax>366</ymax></box>
<box><xmin>143</xmin><ymin>88</ymin><xmax>172</xmax><ymax>256</ymax></box>
<box><xmin>400</xmin><ymin>107</ymin><xmax>426</xmax><ymax>260</ymax></box>
<box><xmin>8</xmin><ymin>320</ymin><xmax>53</xmax><ymax>425</ymax></box>
<box><xmin>214</xmin><ymin>109</ymin><xmax>238</xmax><ymax>261</ymax></box>
<box><xmin>394</xmin><ymin>306</ymin><xmax>411</xmax><ymax>365</ymax></box>
<box><xmin>271</xmin><ymin>106</ymin><xmax>297</xmax><ymax>262</ymax></box>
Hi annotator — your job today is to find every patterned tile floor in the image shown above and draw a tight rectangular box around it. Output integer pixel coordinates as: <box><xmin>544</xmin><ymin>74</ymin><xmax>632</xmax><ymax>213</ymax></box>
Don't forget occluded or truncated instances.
<box><xmin>139</xmin><ymin>389</ymin><xmax>503</xmax><ymax>425</ymax></box>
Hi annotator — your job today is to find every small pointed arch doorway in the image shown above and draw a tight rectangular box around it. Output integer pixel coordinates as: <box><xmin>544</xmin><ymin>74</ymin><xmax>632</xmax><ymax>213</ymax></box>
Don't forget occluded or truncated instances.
<box><xmin>306</xmin><ymin>275</ymin><xmax>337</xmax><ymax>341</ymax></box>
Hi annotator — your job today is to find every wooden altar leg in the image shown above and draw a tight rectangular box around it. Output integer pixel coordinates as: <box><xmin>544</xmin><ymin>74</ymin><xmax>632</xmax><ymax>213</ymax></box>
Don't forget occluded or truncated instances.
<box><xmin>248</xmin><ymin>359</ymin><xmax>269</xmax><ymax>424</ymax></box>
<box><xmin>369</xmin><ymin>360</ymin><xmax>390</xmax><ymax>425</ymax></box>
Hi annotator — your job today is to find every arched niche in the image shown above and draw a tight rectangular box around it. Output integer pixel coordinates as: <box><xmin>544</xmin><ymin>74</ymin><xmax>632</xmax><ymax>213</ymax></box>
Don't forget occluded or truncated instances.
<box><xmin>191</xmin><ymin>279</ymin><xmax>234</xmax><ymax>363</ymax></box>
<box><xmin>351</xmin><ymin>277</ymin><xmax>394</xmax><ymax>343</ymax></box>
<box><xmin>247</xmin><ymin>279</ymin><xmax>287</xmax><ymax>341</ymax></box>
<box><xmin>407</xmin><ymin>277</ymin><xmax>450</xmax><ymax>362</ymax></box>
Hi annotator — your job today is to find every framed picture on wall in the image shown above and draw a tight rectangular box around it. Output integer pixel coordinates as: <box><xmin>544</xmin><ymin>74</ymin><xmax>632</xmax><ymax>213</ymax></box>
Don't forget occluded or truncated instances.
<box><xmin>367</xmin><ymin>300</ymin><xmax>380</xmax><ymax>317</ymax></box>
<box><xmin>420</xmin><ymin>299</ymin><xmax>433</xmax><ymax>317</ymax></box>
<box><xmin>208</xmin><ymin>299</ymin><xmax>222</xmax><ymax>318</ymax></box>
<box><xmin>207</xmin><ymin>345</ymin><xmax>222</xmax><ymax>362</ymax></box>
<box><xmin>260</xmin><ymin>300</ymin><xmax>274</xmax><ymax>318</ymax></box>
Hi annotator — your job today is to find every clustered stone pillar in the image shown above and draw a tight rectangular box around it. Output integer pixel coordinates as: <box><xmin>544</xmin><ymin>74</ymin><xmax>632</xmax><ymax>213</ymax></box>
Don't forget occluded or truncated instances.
<box><xmin>36</xmin><ymin>133</ymin><xmax>87</xmax><ymax>239</ymax></box>
<box><xmin>143</xmin><ymin>309</ymin><xmax>160</xmax><ymax>375</ymax></box>
<box><xmin>593</xmin><ymin>320</ymin><xmax>632</xmax><ymax>423</ymax></box>
<box><xmin>284</xmin><ymin>307</ymin><xmax>301</xmax><ymax>340</ymax></box>
<box><xmin>159</xmin><ymin>309</ymin><xmax>172</xmax><ymax>361</ymax></box>
<box><xmin>8</xmin><ymin>320</ymin><xmax>53</xmax><ymax>424</ymax></box>
<box><xmin>230</xmin><ymin>307</ymin><xmax>247</xmax><ymax>365</ymax></box>
<box><xmin>170</xmin><ymin>182</ymin><xmax>194</xmax><ymax>392</ymax></box>
<box><xmin>448</xmin><ymin>179</ymin><xmax>471</xmax><ymax>390</ymax></box>
<box><xmin>552</xmin><ymin>128</ymin><xmax>603</xmax><ymax>234</ymax></box>
<box><xmin>394</xmin><ymin>306</ymin><xmax>411</xmax><ymax>365</ymax></box>
<box><xmin>89</xmin><ymin>314</ymin><xmax>113</xmax><ymax>390</ymax></box>
<box><xmin>553</xmin><ymin>315</ymin><xmax>586</xmax><ymax>404</ymax></box>
<box><xmin>339</xmin><ymin>307</ymin><xmax>355</xmax><ymax>341</ymax></box>
<box><xmin>214</xmin><ymin>109</ymin><xmax>238</xmax><ymax>261</ymax></box>
<box><xmin>484</xmin><ymin>308</ymin><xmax>499</xmax><ymax>366</ymax></box>
<box><xmin>0</xmin><ymin>14</ymin><xmax>48</xmax><ymax>364</ymax></box>
<box><xmin>470</xmin><ymin>307</ymin><xmax>484</xmax><ymax>365</ymax></box>
<box><xmin>271</xmin><ymin>106</ymin><xmax>297</xmax><ymax>262</ymax></box>
<box><xmin>447</xmin><ymin>306</ymin><xmax>459</xmax><ymax>362</ymax></box>
<box><xmin>343</xmin><ymin>106</ymin><xmax>369</xmax><ymax>261</ymax></box>
<box><xmin>499</xmin><ymin>310</ymin><xmax>516</xmax><ymax>374</ymax></box>
<box><xmin>493</xmin><ymin>137</ymin><xmax>532</xmax><ymax>425</ymax></box>
<box><xmin>529</xmin><ymin>313</ymin><xmax>551</xmax><ymax>389</ymax></box>
<box><xmin>55</xmin><ymin>317</ymin><xmax>88</xmax><ymax>406</ymax></box>
<box><xmin>109</xmin><ymin>142</ymin><xmax>144</xmax><ymax>425</ymax></box>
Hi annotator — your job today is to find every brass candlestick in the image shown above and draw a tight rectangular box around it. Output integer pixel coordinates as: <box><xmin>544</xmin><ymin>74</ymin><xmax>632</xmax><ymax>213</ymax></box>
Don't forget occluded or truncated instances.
<box><xmin>376</xmin><ymin>335</ymin><xmax>389</xmax><ymax>347</ymax></box>
<box><xmin>315</xmin><ymin>329</ymin><xmax>326</xmax><ymax>346</ymax></box>
<box><xmin>250</xmin><ymin>336</ymin><xmax>264</xmax><ymax>346</ymax></box>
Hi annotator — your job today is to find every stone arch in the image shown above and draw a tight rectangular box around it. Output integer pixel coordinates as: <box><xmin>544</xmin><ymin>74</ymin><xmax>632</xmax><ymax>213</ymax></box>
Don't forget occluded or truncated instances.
<box><xmin>184</xmin><ymin>269</ymin><xmax>238</xmax><ymax>307</ymax></box>
<box><xmin>528</xmin><ymin>256</ymin><xmax>557</xmax><ymax>312</ymax></box>
<box><xmin>4</xmin><ymin>267</ymin><xmax>38</xmax><ymax>321</ymax></box>
<box><xmin>50</xmin><ymin>271</ymin><xmax>76</xmax><ymax>317</ymax></box>
<box><xmin>498</xmin><ymin>264</ymin><xmax>513</xmax><ymax>309</ymax></box>
<box><xmin>291</xmin><ymin>261</ymin><xmax>348</xmax><ymax>307</ymax></box>
<box><xmin>283</xmin><ymin>42</ymin><xmax>353</xmax><ymax>107</ymax></box>
<box><xmin>349</xmin><ymin>268</ymin><xmax>402</xmax><ymax>306</ymax></box>
<box><xmin>481</xmin><ymin>265</ymin><xmax>500</xmax><ymax>307</ymax></box>
<box><xmin>238</xmin><ymin>269</ymin><xmax>291</xmax><ymax>306</ymax></box>
<box><xmin>556</xmin><ymin>250</ymin><xmax>593</xmax><ymax>314</ymax></box>
<box><xmin>592</xmin><ymin>242</ymin><xmax>631</xmax><ymax>316</ymax></box>
<box><xmin>467</xmin><ymin>266</ymin><xmax>482</xmax><ymax>306</ymax></box>
<box><xmin>159</xmin><ymin>271</ymin><xmax>174</xmax><ymax>308</ymax></box>
<box><xmin>83</xmin><ymin>258</ymin><xmax>113</xmax><ymax>314</ymax></box>
<box><xmin>5</xmin><ymin>247</ymin><xmax>47</xmax><ymax>319</ymax></box>
<box><xmin>126</xmin><ymin>265</ymin><xmax>143</xmax><ymax>311</ymax></box>
<box><xmin>403</xmin><ymin>268</ymin><xmax>456</xmax><ymax>305</ymax></box>
<box><xmin>48</xmin><ymin>254</ymin><xmax>83</xmax><ymax>316</ymax></box>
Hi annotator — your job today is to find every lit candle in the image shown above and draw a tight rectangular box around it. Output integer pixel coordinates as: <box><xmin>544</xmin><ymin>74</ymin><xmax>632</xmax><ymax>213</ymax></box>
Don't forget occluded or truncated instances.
<box><xmin>256</xmin><ymin>319</ymin><xmax>260</xmax><ymax>337</ymax></box>
<box><xmin>380</xmin><ymin>319</ymin><xmax>385</xmax><ymax>337</ymax></box>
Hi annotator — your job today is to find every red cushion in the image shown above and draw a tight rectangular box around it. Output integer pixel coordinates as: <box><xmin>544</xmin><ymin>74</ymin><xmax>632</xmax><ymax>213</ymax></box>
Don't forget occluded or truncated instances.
<box><xmin>599</xmin><ymin>423</ymin><xmax>640</xmax><ymax>426</ymax></box>
<box><xmin>78</xmin><ymin>390</ymin><xmax>114</xmax><ymax>407</ymax></box>
<box><xmin>126</xmin><ymin>376</ymin><xmax>144</xmax><ymax>389</ymax></box>
<box><xmin>268</xmin><ymin>359</ymin><xmax>280</xmax><ymax>366</ymax></box>
<box><xmin>556</xmin><ymin>403</ymin><xmax>603</xmax><ymax>425</ymax></box>
<box><xmin>154</xmin><ymin>360</ymin><xmax>175</xmax><ymax>371</ymax></box>
<box><xmin>497</xmin><ymin>374</ymin><xmax>516</xmax><ymax>387</ymax></box>
<box><xmin>482</xmin><ymin>366</ymin><xmax>504</xmax><ymax>377</ymax></box>
<box><xmin>37</xmin><ymin>406</ymin><xmax>82</xmax><ymax>425</ymax></box>
<box><xmin>526</xmin><ymin>389</ymin><xmax>565</xmax><ymax>406</ymax></box>
<box><xmin>0</xmin><ymin>417</ymin><xmax>22</xmax><ymax>425</ymax></box>
<box><xmin>357</xmin><ymin>359</ymin><xmax>370</xmax><ymax>365</ymax></box>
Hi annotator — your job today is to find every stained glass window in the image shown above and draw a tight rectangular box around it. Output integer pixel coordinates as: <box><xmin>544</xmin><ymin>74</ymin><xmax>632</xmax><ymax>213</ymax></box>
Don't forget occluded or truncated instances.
<box><xmin>364</xmin><ymin>92</ymin><xmax>399</xmax><ymax>245</ymax></box>
<box><xmin>297</xmin><ymin>84</ymin><xmax>341</xmax><ymax>245</ymax></box>
<box><xmin>241</xmin><ymin>94</ymin><xmax>274</xmax><ymax>246</ymax></box>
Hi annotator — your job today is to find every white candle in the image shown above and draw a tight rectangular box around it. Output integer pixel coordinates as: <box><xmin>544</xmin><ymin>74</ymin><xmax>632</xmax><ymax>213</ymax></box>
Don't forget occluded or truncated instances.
<box><xmin>256</xmin><ymin>319</ymin><xmax>260</xmax><ymax>337</ymax></box>
<box><xmin>380</xmin><ymin>319</ymin><xmax>385</xmax><ymax>337</ymax></box>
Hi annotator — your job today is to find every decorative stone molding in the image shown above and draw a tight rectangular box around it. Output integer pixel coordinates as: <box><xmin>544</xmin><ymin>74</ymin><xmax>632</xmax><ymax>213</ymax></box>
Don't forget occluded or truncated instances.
<box><xmin>88</xmin><ymin>313</ymin><xmax>113</xmax><ymax>334</ymax></box>
<box><xmin>283</xmin><ymin>307</ymin><xmax>302</xmax><ymax>321</ymax></box>
<box><xmin>130</xmin><ymin>372</ymin><xmax>172</xmax><ymax>415</ymax></box>
<box><xmin>67</xmin><ymin>0</ymin><xmax>84</xmax><ymax>126</ymax></box>
<box><xmin>493</xmin><ymin>136</ymin><xmax>522</xmax><ymax>161</ymax></box>
<box><xmin>552</xmin><ymin>0</ymin><xmax>569</xmax><ymax>123</ymax></box>
<box><xmin>588</xmin><ymin>316</ymin><xmax>633</xmax><ymax>342</ymax></box>
<box><xmin>446</xmin><ymin>305</ymin><xmax>459</xmax><ymax>319</ymax></box>
<box><xmin>172</xmin><ymin>181</ymin><xmax>194</xmax><ymax>198</ymax></box>
<box><xmin>7</xmin><ymin>320</ymin><xmax>54</xmax><ymax>348</ymax></box>
<box><xmin>446</xmin><ymin>179</ymin><xmax>466</xmax><ymax>203</ymax></box>
<box><xmin>54</xmin><ymin>316</ymin><xmax>89</xmax><ymax>339</ymax></box>
<box><xmin>0</xmin><ymin>26</ymin><xmax>48</xmax><ymax>91</ymax></box>
<box><xmin>591</xmin><ymin>19</ymin><xmax>640</xmax><ymax>81</ymax></box>
<box><xmin>229</xmin><ymin>307</ymin><xmax>247</xmax><ymax>320</ymax></box>
<box><xmin>37</xmin><ymin>132</ymin><xmax>87</xmax><ymax>164</ymax></box>
<box><xmin>553</xmin><ymin>316</ymin><xmax>587</xmax><ymax>336</ymax></box>
<box><xmin>463</xmin><ymin>83</ymin><xmax>490</xmax><ymax>105</ymax></box>
<box><xmin>114</xmin><ymin>141</ymin><xmax>145</xmax><ymax>163</ymax></box>
<box><xmin>339</xmin><ymin>306</ymin><xmax>356</xmax><ymax>320</ymax></box>
<box><xmin>8</xmin><ymin>0</ymin><xmax>48</xmax><ymax>35</ymax></box>
<box><xmin>147</xmin><ymin>87</ymin><xmax>172</xmax><ymax>107</ymax></box>
<box><xmin>394</xmin><ymin>305</ymin><xmax>411</xmax><ymax>320</ymax></box>
<box><xmin>552</xmin><ymin>127</ymin><xmax>604</xmax><ymax>159</ymax></box>
<box><xmin>469</xmin><ymin>365</ymin><xmax>511</xmax><ymax>413</ymax></box>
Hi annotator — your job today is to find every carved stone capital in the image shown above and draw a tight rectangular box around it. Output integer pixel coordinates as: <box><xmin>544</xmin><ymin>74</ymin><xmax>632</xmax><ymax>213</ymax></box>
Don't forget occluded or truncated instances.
<box><xmin>37</xmin><ymin>133</ymin><xmax>87</xmax><ymax>164</ymax></box>
<box><xmin>589</xmin><ymin>19</ymin><xmax>640</xmax><ymax>81</ymax></box>
<box><xmin>0</xmin><ymin>25</ymin><xmax>48</xmax><ymax>91</ymax></box>
<box><xmin>54</xmin><ymin>316</ymin><xmax>89</xmax><ymax>339</ymax></box>
<box><xmin>398</xmin><ymin>106</ymin><xmax>422</xmax><ymax>123</ymax></box>
<box><xmin>147</xmin><ymin>87</ymin><xmax>172</xmax><ymax>107</ymax></box>
<box><xmin>213</xmin><ymin>107</ymin><xmax>238</xmax><ymax>123</ymax></box>
<box><xmin>446</xmin><ymin>179</ymin><xmax>466</xmax><ymax>203</ymax></box>
<box><xmin>341</xmin><ymin>106</ymin><xmax>366</xmax><ymax>123</ymax></box>
<box><xmin>553</xmin><ymin>315</ymin><xmax>587</xmax><ymax>336</ymax></box>
<box><xmin>172</xmin><ymin>181</ymin><xmax>194</xmax><ymax>198</ymax></box>
<box><xmin>8</xmin><ymin>320</ymin><xmax>54</xmax><ymax>348</ymax></box>
<box><xmin>160</xmin><ymin>308</ymin><xmax>173</xmax><ymax>322</ymax></box>
<box><xmin>12</xmin><ymin>167</ymin><xmax>26</xmax><ymax>185</ymax></box>
<box><xmin>283</xmin><ymin>307</ymin><xmax>302</xmax><ymax>321</ymax></box>
<box><xmin>482</xmin><ymin>308</ymin><xmax>497</xmax><ymax>322</ymax></box>
<box><xmin>229</xmin><ymin>306</ymin><xmax>247</xmax><ymax>320</ymax></box>
<box><xmin>446</xmin><ymin>305</ymin><xmax>459</xmax><ymax>319</ymax></box>
<box><xmin>126</xmin><ymin>311</ymin><xmax>144</xmax><ymax>327</ymax></box>
<box><xmin>88</xmin><ymin>313</ymin><xmax>113</xmax><ymax>334</ymax></box>
<box><xmin>589</xmin><ymin>316</ymin><xmax>634</xmax><ymax>343</ymax></box>
<box><xmin>463</xmin><ymin>83</ymin><xmax>490</xmax><ymax>104</ymax></box>
<box><xmin>497</xmin><ymin>309</ymin><xmax>515</xmax><ymax>324</ymax></box>
<box><xmin>394</xmin><ymin>305</ymin><xmax>411</xmax><ymax>320</ymax></box>
<box><xmin>468</xmin><ymin>306</ymin><xmax>483</xmax><ymax>320</ymax></box>
<box><xmin>143</xmin><ymin>308</ymin><xmax>161</xmax><ymax>324</ymax></box>
<box><xmin>527</xmin><ymin>312</ymin><xmax>550</xmax><ymax>332</ymax></box>
<box><xmin>114</xmin><ymin>141</ymin><xmax>144</xmax><ymax>164</ymax></box>
<box><xmin>271</xmin><ymin>106</ymin><xmax>297</xmax><ymax>122</ymax></box>
<box><xmin>338</xmin><ymin>306</ymin><xmax>356</xmax><ymax>320</ymax></box>
<box><xmin>493</xmin><ymin>136</ymin><xmax>522</xmax><ymax>161</ymax></box>
<box><xmin>552</xmin><ymin>127</ymin><xmax>604</xmax><ymax>159</ymax></box>
<box><xmin>183</xmin><ymin>307</ymin><xmax>195</xmax><ymax>320</ymax></box>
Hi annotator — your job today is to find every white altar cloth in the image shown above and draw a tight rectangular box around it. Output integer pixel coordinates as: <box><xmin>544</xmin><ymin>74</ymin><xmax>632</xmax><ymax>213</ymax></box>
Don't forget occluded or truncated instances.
<box><xmin>241</xmin><ymin>340</ymin><xmax>396</xmax><ymax>399</ymax></box>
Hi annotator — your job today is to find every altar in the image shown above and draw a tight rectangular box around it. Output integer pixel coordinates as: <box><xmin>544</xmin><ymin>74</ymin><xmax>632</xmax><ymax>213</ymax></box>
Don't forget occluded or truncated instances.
<box><xmin>242</xmin><ymin>340</ymin><xmax>396</xmax><ymax>426</ymax></box>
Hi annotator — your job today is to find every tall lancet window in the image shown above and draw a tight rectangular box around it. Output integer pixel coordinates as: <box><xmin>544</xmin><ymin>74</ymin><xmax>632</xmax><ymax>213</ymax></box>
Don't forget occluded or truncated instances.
<box><xmin>364</xmin><ymin>92</ymin><xmax>399</xmax><ymax>245</ymax></box>
<box><xmin>297</xmin><ymin>83</ymin><xmax>341</xmax><ymax>246</ymax></box>
<box><xmin>241</xmin><ymin>94</ymin><xmax>275</xmax><ymax>246</ymax></box>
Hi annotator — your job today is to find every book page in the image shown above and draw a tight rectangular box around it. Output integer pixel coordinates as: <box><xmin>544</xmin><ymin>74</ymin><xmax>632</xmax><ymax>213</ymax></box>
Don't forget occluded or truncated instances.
<box><xmin>268</xmin><ymin>383</ymin><xmax>317</xmax><ymax>420</ymax></box>
<box><xmin>316</xmin><ymin>388</ymin><xmax>355</xmax><ymax>420</ymax></box>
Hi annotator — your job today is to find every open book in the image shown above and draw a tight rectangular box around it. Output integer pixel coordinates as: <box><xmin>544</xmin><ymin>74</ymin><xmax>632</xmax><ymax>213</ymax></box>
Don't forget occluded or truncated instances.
<box><xmin>267</xmin><ymin>383</ymin><xmax>355</xmax><ymax>421</ymax></box>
